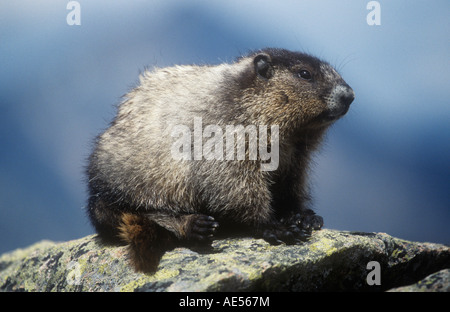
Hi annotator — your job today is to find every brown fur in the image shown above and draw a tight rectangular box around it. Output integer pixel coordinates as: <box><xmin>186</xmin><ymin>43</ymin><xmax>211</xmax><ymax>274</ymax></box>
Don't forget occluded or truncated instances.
<box><xmin>86</xmin><ymin>48</ymin><xmax>354</xmax><ymax>272</ymax></box>
<box><xmin>118</xmin><ymin>214</ymin><xmax>166</xmax><ymax>272</ymax></box>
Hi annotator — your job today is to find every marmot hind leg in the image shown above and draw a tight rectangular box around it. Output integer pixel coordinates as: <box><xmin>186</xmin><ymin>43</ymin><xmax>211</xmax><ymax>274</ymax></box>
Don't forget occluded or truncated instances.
<box><xmin>119</xmin><ymin>212</ymin><xmax>219</xmax><ymax>273</ymax></box>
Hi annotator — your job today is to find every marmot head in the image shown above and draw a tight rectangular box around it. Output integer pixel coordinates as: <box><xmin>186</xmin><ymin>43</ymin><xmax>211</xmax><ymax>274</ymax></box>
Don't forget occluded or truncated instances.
<box><xmin>235</xmin><ymin>48</ymin><xmax>354</xmax><ymax>133</ymax></box>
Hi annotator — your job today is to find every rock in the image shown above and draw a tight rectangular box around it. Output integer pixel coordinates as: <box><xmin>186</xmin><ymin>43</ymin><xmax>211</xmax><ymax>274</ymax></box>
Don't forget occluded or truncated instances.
<box><xmin>387</xmin><ymin>269</ymin><xmax>450</xmax><ymax>292</ymax></box>
<box><xmin>0</xmin><ymin>229</ymin><xmax>448</xmax><ymax>292</ymax></box>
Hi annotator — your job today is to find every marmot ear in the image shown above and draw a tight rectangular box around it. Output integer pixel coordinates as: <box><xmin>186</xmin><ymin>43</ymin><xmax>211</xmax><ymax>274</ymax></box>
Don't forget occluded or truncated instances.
<box><xmin>254</xmin><ymin>53</ymin><xmax>273</xmax><ymax>79</ymax></box>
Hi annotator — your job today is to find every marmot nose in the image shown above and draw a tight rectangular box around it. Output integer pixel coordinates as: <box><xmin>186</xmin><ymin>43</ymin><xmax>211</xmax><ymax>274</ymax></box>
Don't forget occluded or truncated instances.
<box><xmin>326</xmin><ymin>84</ymin><xmax>355</xmax><ymax>119</ymax></box>
<box><xmin>339</xmin><ymin>86</ymin><xmax>355</xmax><ymax>107</ymax></box>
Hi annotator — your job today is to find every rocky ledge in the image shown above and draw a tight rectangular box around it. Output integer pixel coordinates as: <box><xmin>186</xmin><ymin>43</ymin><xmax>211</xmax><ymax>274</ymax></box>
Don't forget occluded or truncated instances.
<box><xmin>0</xmin><ymin>229</ymin><xmax>448</xmax><ymax>292</ymax></box>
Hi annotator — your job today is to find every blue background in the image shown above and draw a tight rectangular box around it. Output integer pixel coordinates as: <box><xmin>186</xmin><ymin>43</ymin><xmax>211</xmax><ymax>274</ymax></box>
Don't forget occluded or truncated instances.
<box><xmin>1</xmin><ymin>0</ymin><xmax>449</xmax><ymax>253</ymax></box>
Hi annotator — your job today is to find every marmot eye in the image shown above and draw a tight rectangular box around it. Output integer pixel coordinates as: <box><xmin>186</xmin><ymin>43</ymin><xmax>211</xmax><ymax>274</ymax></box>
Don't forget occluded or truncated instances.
<box><xmin>298</xmin><ymin>70</ymin><xmax>312</xmax><ymax>80</ymax></box>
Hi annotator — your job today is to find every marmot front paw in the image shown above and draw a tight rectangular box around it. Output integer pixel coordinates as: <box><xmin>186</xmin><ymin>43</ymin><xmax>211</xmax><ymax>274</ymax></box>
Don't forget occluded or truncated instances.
<box><xmin>262</xmin><ymin>222</ymin><xmax>311</xmax><ymax>245</ymax></box>
<box><xmin>186</xmin><ymin>214</ymin><xmax>219</xmax><ymax>243</ymax></box>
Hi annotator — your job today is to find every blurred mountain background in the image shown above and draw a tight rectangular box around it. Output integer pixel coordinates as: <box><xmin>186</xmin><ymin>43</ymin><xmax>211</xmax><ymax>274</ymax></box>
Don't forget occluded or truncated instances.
<box><xmin>1</xmin><ymin>0</ymin><xmax>449</xmax><ymax>253</ymax></box>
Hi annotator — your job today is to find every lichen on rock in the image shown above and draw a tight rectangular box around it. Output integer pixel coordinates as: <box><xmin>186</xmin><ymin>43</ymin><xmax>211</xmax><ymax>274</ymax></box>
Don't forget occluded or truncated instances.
<box><xmin>0</xmin><ymin>229</ymin><xmax>448</xmax><ymax>292</ymax></box>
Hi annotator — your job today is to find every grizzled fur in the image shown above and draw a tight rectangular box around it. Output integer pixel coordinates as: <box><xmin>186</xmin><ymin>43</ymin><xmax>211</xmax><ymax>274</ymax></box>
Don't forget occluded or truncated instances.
<box><xmin>86</xmin><ymin>48</ymin><xmax>355</xmax><ymax>272</ymax></box>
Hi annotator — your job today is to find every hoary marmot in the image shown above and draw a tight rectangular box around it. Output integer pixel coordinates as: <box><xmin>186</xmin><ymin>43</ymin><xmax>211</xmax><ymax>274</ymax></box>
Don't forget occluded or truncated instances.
<box><xmin>86</xmin><ymin>48</ymin><xmax>355</xmax><ymax>272</ymax></box>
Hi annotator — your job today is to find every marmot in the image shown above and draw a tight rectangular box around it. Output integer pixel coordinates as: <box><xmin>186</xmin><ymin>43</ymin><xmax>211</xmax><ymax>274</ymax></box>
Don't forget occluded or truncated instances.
<box><xmin>86</xmin><ymin>48</ymin><xmax>355</xmax><ymax>272</ymax></box>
